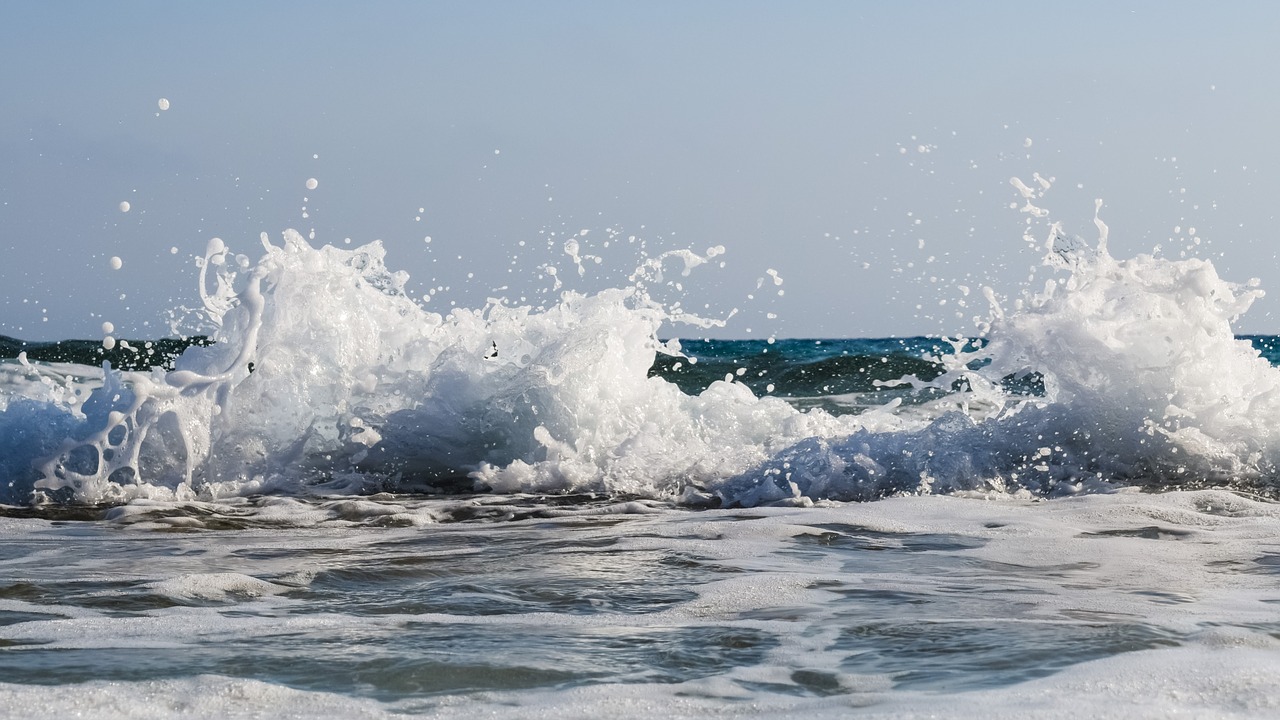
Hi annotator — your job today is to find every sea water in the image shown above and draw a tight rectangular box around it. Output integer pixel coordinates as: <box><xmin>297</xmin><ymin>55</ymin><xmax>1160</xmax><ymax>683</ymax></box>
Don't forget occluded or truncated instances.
<box><xmin>3</xmin><ymin>192</ymin><xmax>1280</xmax><ymax>717</ymax></box>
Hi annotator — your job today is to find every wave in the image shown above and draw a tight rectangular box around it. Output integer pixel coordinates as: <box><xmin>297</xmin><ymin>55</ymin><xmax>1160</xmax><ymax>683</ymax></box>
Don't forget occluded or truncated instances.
<box><xmin>2</xmin><ymin>199</ymin><xmax>1279</xmax><ymax>507</ymax></box>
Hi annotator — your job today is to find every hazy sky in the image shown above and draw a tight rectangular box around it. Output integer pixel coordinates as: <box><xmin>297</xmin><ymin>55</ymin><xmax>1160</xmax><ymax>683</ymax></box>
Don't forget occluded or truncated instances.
<box><xmin>3</xmin><ymin>1</ymin><xmax>1280</xmax><ymax>340</ymax></box>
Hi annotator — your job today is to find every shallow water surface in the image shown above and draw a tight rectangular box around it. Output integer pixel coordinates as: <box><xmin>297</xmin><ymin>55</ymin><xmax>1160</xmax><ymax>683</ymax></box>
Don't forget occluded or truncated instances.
<box><xmin>2</xmin><ymin>489</ymin><xmax>1279</xmax><ymax>717</ymax></box>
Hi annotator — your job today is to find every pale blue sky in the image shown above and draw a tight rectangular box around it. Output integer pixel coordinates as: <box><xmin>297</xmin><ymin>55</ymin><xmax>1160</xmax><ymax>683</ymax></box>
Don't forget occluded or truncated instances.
<box><xmin>3</xmin><ymin>2</ymin><xmax>1280</xmax><ymax>340</ymax></box>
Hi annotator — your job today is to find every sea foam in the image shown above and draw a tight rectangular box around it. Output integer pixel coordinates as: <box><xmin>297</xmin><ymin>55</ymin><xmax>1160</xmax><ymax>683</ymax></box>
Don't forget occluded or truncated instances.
<box><xmin>2</xmin><ymin>189</ymin><xmax>1278</xmax><ymax>506</ymax></box>
<box><xmin>726</xmin><ymin>205</ymin><xmax>1280</xmax><ymax>503</ymax></box>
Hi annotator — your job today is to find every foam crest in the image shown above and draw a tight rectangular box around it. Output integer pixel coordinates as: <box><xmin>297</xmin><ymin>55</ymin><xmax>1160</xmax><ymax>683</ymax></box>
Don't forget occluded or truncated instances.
<box><xmin>1</xmin><ymin>230</ymin><xmax>855</xmax><ymax>505</ymax></box>
<box><xmin>6</xmin><ymin>193</ymin><xmax>1280</xmax><ymax>507</ymax></box>
<box><xmin>722</xmin><ymin>197</ymin><xmax>1280</xmax><ymax>503</ymax></box>
<box><xmin>979</xmin><ymin>229</ymin><xmax>1278</xmax><ymax>483</ymax></box>
<box><xmin>2</xmin><ymin>230</ymin><xmax>443</xmax><ymax>503</ymax></box>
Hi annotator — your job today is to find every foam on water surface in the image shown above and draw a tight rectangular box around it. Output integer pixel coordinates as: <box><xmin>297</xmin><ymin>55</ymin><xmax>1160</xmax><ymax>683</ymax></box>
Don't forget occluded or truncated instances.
<box><xmin>2</xmin><ymin>490</ymin><xmax>1280</xmax><ymax>717</ymax></box>
<box><xmin>2</xmin><ymin>647</ymin><xmax>1275</xmax><ymax>720</ymax></box>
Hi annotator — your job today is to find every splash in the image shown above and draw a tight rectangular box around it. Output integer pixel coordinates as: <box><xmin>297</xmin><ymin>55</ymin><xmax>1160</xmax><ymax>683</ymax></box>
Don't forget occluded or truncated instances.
<box><xmin>723</xmin><ymin>194</ymin><xmax>1280</xmax><ymax>504</ymax></box>
<box><xmin>0</xmin><ymin>230</ymin><xmax>852</xmax><ymax>505</ymax></box>
<box><xmin>2</xmin><ymin>186</ymin><xmax>1279</xmax><ymax>507</ymax></box>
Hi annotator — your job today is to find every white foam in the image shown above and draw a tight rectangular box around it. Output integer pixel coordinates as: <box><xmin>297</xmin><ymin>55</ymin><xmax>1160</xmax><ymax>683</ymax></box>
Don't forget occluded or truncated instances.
<box><xmin>2</xmin><ymin>490</ymin><xmax>1278</xmax><ymax>716</ymax></box>
<box><xmin>0</xmin><ymin>227</ymin><xmax>861</xmax><ymax>504</ymax></box>
<box><xmin>723</xmin><ymin>197</ymin><xmax>1280</xmax><ymax>503</ymax></box>
<box><xmin>6</xmin><ymin>648</ymin><xmax>1273</xmax><ymax>720</ymax></box>
<box><xmin>146</xmin><ymin>572</ymin><xmax>294</xmax><ymax>604</ymax></box>
<box><xmin>405</xmin><ymin>646</ymin><xmax>1280</xmax><ymax>719</ymax></box>
<box><xmin>406</xmin><ymin>490</ymin><xmax>1280</xmax><ymax>717</ymax></box>
<box><xmin>0</xmin><ymin>676</ymin><xmax>390</xmax><ymax>720</ymax></box>
<box><xmin>6</xmin><ymin>188</ymin><xmax>1280</xmax><ymax>506</ymax></box>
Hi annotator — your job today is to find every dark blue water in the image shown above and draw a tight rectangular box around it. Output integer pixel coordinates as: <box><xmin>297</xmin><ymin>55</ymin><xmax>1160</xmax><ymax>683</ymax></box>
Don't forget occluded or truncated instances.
<box><xmin>654</xmin><ymin>336</ymin><xmax>1280</xmax><ymax>399</ymax></box>
<box><xmin>7</xmin><ymin>334</ymin><xmax>1278</xmax><ymax>401</ymax></box>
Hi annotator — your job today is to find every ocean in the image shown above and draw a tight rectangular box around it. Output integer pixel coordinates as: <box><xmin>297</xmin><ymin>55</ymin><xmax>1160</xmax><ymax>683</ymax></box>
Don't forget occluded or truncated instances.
<box><xmin>3</xmin><ymin>227</ymin><xmax>1280</xmax><ymax>718</ymax></box>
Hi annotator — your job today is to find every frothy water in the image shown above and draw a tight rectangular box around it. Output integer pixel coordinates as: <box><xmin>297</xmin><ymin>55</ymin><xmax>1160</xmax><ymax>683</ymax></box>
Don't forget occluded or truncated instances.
<box><xmin>3</xmin><ymin>490</ymin><xmax>1280</xmax><ymax>718</ymax></box>
<box><xmin>5</xmin><ymin>185</ymin><xmax>1280</xmax><ymax>717</ymax></box>
<box><xmin>2</xmin><ymin>191</ymin><xmax>1279</xmax><ymax>507</ymax></box>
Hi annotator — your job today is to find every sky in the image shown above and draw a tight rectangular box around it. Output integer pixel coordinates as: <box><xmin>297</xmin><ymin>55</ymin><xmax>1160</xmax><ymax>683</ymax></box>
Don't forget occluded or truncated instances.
<box><xmin>3</xmin><ymin>1</ymin><xmax>1280</xmax><ymax>341</ymax></box>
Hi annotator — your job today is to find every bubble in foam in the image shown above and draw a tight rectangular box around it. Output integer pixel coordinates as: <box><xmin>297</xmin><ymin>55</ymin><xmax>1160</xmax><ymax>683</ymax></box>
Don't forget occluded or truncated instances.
<box><xmin>119</xmin><ymin>201</ymin><xmax>131</xmax><ymax>213</ymax></box>
<box><xmin>305</xmin><ymin>178</ymin><xmax>318</xmax><ymax>190</ymax></box>
<box><xmin>157</xmin><ymin>98</ymin><xmax>170</xmax><ymax>111</ymax></box>
<box><xmin>109</xmin><ymin>256</ymin><xmax>123</xmax><ymax>270</ymax></box>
